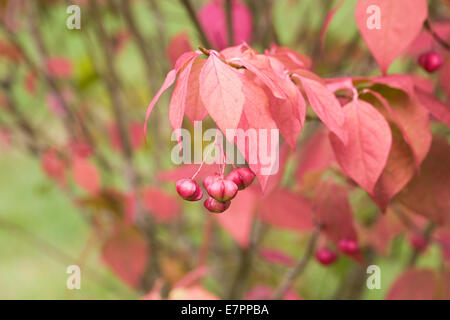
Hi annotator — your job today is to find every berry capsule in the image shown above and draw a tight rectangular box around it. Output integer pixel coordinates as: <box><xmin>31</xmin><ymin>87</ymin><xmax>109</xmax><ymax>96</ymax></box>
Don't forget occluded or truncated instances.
<box><xmin>315</xmin><ymin>248</ymin><xmax>338</xmax><ymax>265</ymax></box>
<box><xmin>203</xmin><ymin>197</ymin><xmax>231</xmax><ymax>213</ymax></box>
<box><xmin>418</xmin><ymin>51</ymin><xmax>444</xmax><ymax>73</ymax></box>
<box><xmin>206</xmin><ymin>179</ymin><xmax>238</xmax><ymax>202</ymax></box>
<box><xmin>225</xmin><ymin>167</ymin><xmax>255</xmax><ymax>190</ymax></box>
<box><xmin>175</xmin><ymin>178</ymin><xmax>202</xmax><ymax>201</ymax></box>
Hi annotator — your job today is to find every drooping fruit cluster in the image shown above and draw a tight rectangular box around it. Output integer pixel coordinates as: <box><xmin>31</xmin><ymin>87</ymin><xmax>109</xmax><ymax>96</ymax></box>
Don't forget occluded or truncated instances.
<box><xmin>418</xmin><ymin>51</ymin><xmax>444</xmax><ymax>73</ymax></box>
<box><xmin>175</xmin><ymin>167</ymin><xmax>255</xmax><ymax>214</ymax></box>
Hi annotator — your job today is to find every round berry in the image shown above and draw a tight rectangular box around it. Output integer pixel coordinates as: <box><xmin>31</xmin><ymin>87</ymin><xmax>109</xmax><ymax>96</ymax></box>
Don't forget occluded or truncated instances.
<box><xmin>225</xmin><ymin>167</ymin><xmax>255</xmax><ymax>190</ymax></box>
<box><xmin>410</xmin><ymin>234</ymin><xmax>428</xmax><ymax>252</ymax></box>
<box><xmin>175</xmin><ymin>178</ymin><xmax>202</xmax><ymax>201</ymax></box>
<box><xmin>338</xmin><ymin>238</ymin><xmax>359</xmax><ymax>254</ymax></box>
<box><xmin>418</xmin><ymin>51</ymin><xmax>444</xmax><ymax>73</ymax></box>
<box><xmin>203</xmin><ymin>197</ymin><xmax>231</xmax><ymax>213</ymax></box>
<box><xmin>315</xmin><ymin>248</ymin><xmax>338</xmax><ymax>265</ymax></box>
<box><xmin>206</xmin><ymin>179</ymin><xmax>238</xmax><ymax>202</ymax></box>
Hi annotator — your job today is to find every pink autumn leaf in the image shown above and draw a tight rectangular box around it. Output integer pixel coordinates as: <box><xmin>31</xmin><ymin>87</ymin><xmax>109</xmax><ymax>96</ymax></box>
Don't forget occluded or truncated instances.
<box><xmin>362</xmin><ymin>84</ymin><xmax>431</xmax><ymax>169</ymax></box>
<box><xmin>198</xmin><ymin>0</ymin><xmax>252</xmax><ymax>51</ymax></box>
<box><xmin>295</xmin><ymin>72</ymin><xmax>347</xmax><ymax>144</ymax></box>
<box><xmin>45</xmin><ymin>57</ymin><xmax>73</xmax><ymax>78</ymax></box>
<box><xmin>72</xmin><ymin>156</ymin><xmax>101</xmax><ymax>195</ymax></box>
<box><xmin>387</xmin><ymin>269</ymin><xmax>437</xmax><ymax>300</ymax></box>
<box><xmin>259</xmin><ymin>188</ymin><xmax>314</xmax><ymax>231</ymax></box>
<box><xmin>167</xmin><ymin>31</ymin><xmax>192</xmax><ymax>67</ymax></box>
<box><xmin>396</xmin><ymin>138</ymin><xmax>450</xmax><ymax>225</ymax></box>
<box><xmin>330</xmin><ymin>99</ymin><xmax>392</xmax><ymax>195</ymax></box>
<box><xmin>265</xmin><ymin>44</ymin><xmax>312</xmax><ymax>70</ymax></box>
<box><xmin>141</xmin><ymin>187</ymin><xmax>181</xmax><ymax>223</ymax></box>
<box><xmin>313</xmin><ymin>181</ymin><xmax>358</xmax><ymax>247</ymax></box>
<box><xmin>215</xmin><ymin>187</ymin><xmax>257</xmax><ymax>248</ymax></box>
<box><xmin>101</xmin><ymin>227</ymin><xmax>149</xmax><ymax>288</ymax></box>
<box><xmin>416</xmin><ymin>87</ymin><xmax>450</xmax><ymax>127</ymax></box>
<box><xmin>296</xmin><ymin>127</ymin><xmax>336</xmax><ymax>187</ymax></box>
<box><xmin>41</xmin><ymin>149</ymin><xmax>66</xmax><ymax>186</ymax></box>
<box><xmin>185</xmin><ymin>58</ymin><xmax>208</xmax><ymax>123</ymax></box>
<box><xmin>354</xmin><ymin>0</ymin><xmax>428</xmax><ymax>74</ymax></box>
<box><xmin>144</xmin><ymin>51</ymin><xmax>199</xmax><ymax>138</ymax></box>
<box><xmin>199</xmin><ymin>52</ymin><xmax>245</xmax><ymax>138</ymax></box>
<box><xmin>319</xmin><ymin>0</ymin><xmax>345</xmax><ymax>49</ymax></box>
<box><xmin>169</xmin><ymin>55</ymin><xmax>198</xmax><ymax>145</ymax></box>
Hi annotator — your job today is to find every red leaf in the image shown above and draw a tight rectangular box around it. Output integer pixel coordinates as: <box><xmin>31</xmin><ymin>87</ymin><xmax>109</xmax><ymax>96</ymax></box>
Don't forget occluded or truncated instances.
<box><xmin>355</xmin><ymin>0</ymin><xmax>428</xmax><ymax>74</ymax></box>
<box><xmin>371</xmin><ymin>125</ymin><xmax>416</xmax><ymax>211</ymax></box>
<box><xmin>109</xmin><ymin>122</ymin><xmax>144</xmax><ymax>151</ymax></box>
<box><xmin>319</xmin><ymin>0</ymin><xmax>345</xmax><ymax>49</ymax></box>
<box><xmin>41</xmin><ymin>149</ymin><xmax>66</xmax><ymax>186</ymax></box>
<box><xmin>313</xmin><ymin>181</ymin><xmax>357</xmax><ymax>246</ymax></box>
<box><xmin>167</xmin><ymin>32</ymin><xmax>192</xmax><ymax>67</ymax></box>
<box><xmin>215</xmin><ymin>187</ymin><xmax>257</xmax><ymax>248</ymax></box>
<box><xmin>396</xmin><ymin>138</ymin><xmax>450</xmax><ymax>225</ymax></box>
<box><xmin>416</xmin><ymin>88</ymin><xmax>450</xmax><ymax>127</ymax></box>
<box><xmin>198</xmin><ymin>0</ymin><xmax>252</xmax><ymax>51</ymax></box>
<box><xmin>387</xmin><ymin>269</ymin><xmax>437</xmax><ymax>300</ymax></box>
<box><xmin>296</xmin><ymin>127</ymin><xmax>335</xmax><ymax>187</ymax></box>
<box><xmin>141</xmin><ymin>187</ymin><xmax>181</xmax><ymax>223</ymax></box>
<box><xmin>45</xmin><ymin>57</ymin><xmax>72</xmax><ymax>78</ymax></box>
<box><xmin>367</xmin><ymin>76</ymin><xmax>432</xmax><ymax>167</ymax></box>
<box><xmin>296</xmin><ymin>72</ymin><xmax>347</xmax><ymax>144</ymax></box>
<box><xmin>265</xmin><ymin>44</ymin><xmax>312</xmax><ymax>70</ymax></box>
<box><xmin>235</xmin><ymin>78</ymin><xmax>280</xmax><ymax>191</ymax></box>
<box><xmin>185</xmin><ymin>58</ymin><xmax>208</xmax><ymax>123</ymax></box>
<box><xmin>199</xmin><ymin>53</ymin><xmax>245</xmax><ymax>138</ymax></box>
<box><xmin>72</xmin><ymin>157</ymin><xmax>101</xmax><ymax>195</ymax></box>
<box><xmin>101</xmin><ymin>227</ymin><xmax>149</xmax><ymax>288</ymax></box>
<box><xmin>144</xmin><ymin>69</ymin><xmax>177</xmax><ymax>138</ymax></box>
<box><xmin>169</xmin><ymin>55</ymin><xmax>198</xmax><ymax>144</ymax></box>
<box><xmin>330</xmin><ymin>99</ymin><xmax>392</xmax><ymax>195</ymax></box>
<box><xmin>259</xmin><ymin>188</ymin><xmax>314</xmax><ymax>231</ymax></box>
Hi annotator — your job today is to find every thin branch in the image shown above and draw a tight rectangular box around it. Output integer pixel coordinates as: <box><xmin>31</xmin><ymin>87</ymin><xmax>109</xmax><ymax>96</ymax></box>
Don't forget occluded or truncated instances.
<box><xmin>408</xmin><ymin>221</ymin><xmax>436</xmax><ymax>267</ymax></box>
<box><xmin>271</xmin><ymin>230</ymin><xmax>319</xmax><ymax>299</ymax></box>
<box><xmin>179</xmin><ymin>0</ymin><xmax>213</xmax><ymax>48</ymax></box>
<box><xmin>424</xmin><ymin>20</ymin><xmax>450</xmax><ymax>51</ymax></box>
<box><xmin>225</xmin><ymin>0</ymin><xmax>234</xmax><ymax>46</ymax></box>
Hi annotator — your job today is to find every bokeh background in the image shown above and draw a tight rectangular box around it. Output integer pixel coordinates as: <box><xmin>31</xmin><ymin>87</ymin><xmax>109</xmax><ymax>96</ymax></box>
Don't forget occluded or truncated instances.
<box><xmin>0</xmin><ymin>0</ymin><xmax>449</xmax><ymax>299</ymax></box>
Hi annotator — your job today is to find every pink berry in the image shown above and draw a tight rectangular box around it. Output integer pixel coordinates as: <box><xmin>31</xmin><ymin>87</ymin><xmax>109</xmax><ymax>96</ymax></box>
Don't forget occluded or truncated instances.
<box><xmin>225</xmin><ymin>167</ymin><xmax>256</xmax><ymax>190</ymax></box>
<box><xmin>175</xmin><ymin>178</ymin><xmax>202</xmax><ymax>201</ymax></box>
<box><xmin>410</xmin><ymin>234</ymin><xmax>428</xmax><ymax>252</ymax></box>
<box><xmin>315</xmin><ymin>248</ymin><xmax>337</xmax><ymax>265</ymax></box>
<box><xmin>206</xmin><ymin>179</ymin><xmax>238</xmax><ymax>202</ymax></box>
<box><xmin>338</xmin><ymin>238</ymin><xmax>359</xmax><ymax>254</ymax></box>
<box><xmin>202</xmin><ymin>174</ymin><xmax>221</xmax><ymax>189</ymax></box>
<box><xmin>418</xmin><ymin>51</ymin><xmax>444</xmax><ymax>73</ymax></box>
<box><xmin>203</xmin><ymin>197</ymin><xmax>231</xmax><ymax>213</ymax></box>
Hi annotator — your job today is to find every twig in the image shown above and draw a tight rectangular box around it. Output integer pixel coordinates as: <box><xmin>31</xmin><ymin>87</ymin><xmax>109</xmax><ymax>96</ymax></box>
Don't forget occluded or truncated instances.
<box><xmin>225</xmin><ymin>0</ymin><xmax>234</xmax><ymax>46</ymax></box>
<box><xmin>424</xmin><ymin>20</ymin><xmax>450</xmax><ymax>51</ymax></box>
<box><xmin>408</xmin><ymin>221</ymin><xmax>436</xmax><ymax>267</ymax></box>
<box><xmin>271</xmin><ymin>230</ymin><xmax>319</xmax><ymax>299</ymax></box>
<box><xmin>179</xmin><ymin>0</ymin><xmax>213</xmax><ymax>48</ymax></box>
<box><xmin>227</xmin><ymin>218</ymin><xmax>264</xmax><ymax>299</ymax></box>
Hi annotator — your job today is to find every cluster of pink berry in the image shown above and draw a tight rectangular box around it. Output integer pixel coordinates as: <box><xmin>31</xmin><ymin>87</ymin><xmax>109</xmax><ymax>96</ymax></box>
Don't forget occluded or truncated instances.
<box><xmin>314</xmin><ymin>238</ymin><xmax>359</xmax><ymax>266</ymax></box>
<box><xmin>175</xmin><ymin>167</ymin><xmax>255</xmax><ymax>213</ymax></box>
<box><xmin>418</xmin><ymin>51</ymin><xmax>444</xmax><ymax>73</ymax></box>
